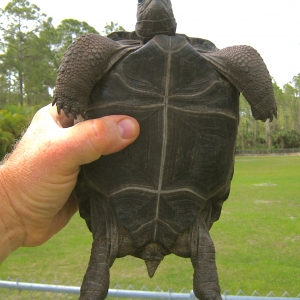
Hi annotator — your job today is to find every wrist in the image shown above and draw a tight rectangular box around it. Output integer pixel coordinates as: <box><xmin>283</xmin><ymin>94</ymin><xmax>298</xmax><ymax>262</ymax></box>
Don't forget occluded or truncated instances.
<box><xmin>0</xmin><ymin>164</ymin><xmax>25</xmax><ymax>262</ymax></box>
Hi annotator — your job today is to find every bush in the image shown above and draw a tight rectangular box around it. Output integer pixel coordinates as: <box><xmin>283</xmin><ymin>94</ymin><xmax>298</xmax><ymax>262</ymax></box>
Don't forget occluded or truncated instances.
<box><xmin>271</xmin><ymin>129</ymin><xmax>300</xmax><ymax>149</ymax></box>
<box><xmin>0</xmin><ymin>105</ymin><xmax>41</xmax><ymax>160</ymax></box>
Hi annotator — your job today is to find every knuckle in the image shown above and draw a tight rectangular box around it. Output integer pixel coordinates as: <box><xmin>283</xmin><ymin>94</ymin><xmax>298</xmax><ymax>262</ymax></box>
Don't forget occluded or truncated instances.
<box><xmin>88</xmin><ymin>119</ymin><xmax>111</xmax><ymax>155</ymax></box>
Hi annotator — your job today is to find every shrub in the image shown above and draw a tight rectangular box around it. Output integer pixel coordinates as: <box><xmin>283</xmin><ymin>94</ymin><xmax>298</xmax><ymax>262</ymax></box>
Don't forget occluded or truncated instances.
<box><xmin>271</xmin><ymin>129</ymin><xmax>300</xmax><ymax>149</ymax></box>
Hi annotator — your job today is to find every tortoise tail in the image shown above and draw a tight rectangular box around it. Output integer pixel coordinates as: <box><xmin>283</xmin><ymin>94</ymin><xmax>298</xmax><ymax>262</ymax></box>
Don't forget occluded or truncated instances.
<box><xmin>145</xmin><ymin>260</ymin><xmax>161</xmax><ymax>278</ymax></box>
<box><xmin>137</xmin><ymin>243</ymin><xmax>169</xmax><ymax>278</ymax></box>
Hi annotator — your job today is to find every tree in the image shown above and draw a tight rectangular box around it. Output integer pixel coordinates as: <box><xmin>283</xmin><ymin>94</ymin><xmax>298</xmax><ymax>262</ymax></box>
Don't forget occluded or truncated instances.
<box><xmin>102</xmin><ymin>21</ymin><xmax>125</xmax><ymax>36</ymax></box>
<box><xmin>237</xmin><ymin>94</ymin><xmax>271</xmax><ymax>150</ymax></box>
<box><xmin>38</xmin><ymin>18</ymin><xmax>99</xmax><ymax>78</ymax></box>
<box><xmin>55</xmin><ymin>19</ymin><xmax>99</xmax><ymax>51</ymax></box>
<box><xmin>293</xmin><ymin>73</ymin><xmax>300</xmax><ymax>96</ymax></box>
<box><xmin>283</xmin><ymin>82</ymin><xmax>299</xmax><ymax>132</ymax></box>
<box><xmin>292</xmin><ymin>73</ymin><xmax>300</xmax><ymax>132</ymax></box>
<box><xmin>36</xmin><ymin>18</ymin><xmax>99</xmax><ymax>101</ymax></box>
<box><xmin>0</xmin><ymin>0</ymin><xmax>47</xmax><ymax>106</ymax></box>
<box><xmin>0</xmin><ymin>2</ymin><xmax>99</xmax><ymax>107</ymax></box>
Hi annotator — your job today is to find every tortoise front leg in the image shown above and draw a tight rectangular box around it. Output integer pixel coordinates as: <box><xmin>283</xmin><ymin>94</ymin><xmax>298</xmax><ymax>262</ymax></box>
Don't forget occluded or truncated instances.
<box><xmin>53</xmin><ymin>33</ymin><xmax>139</xmax><ymax>119</ymax></box>
<box><xmin>190</xmin><ymin>210</ymin><xmax>221</xmax><ymax>300</ymax></box>
<box><xmin>80</xmin><ymin>194</ymin><xmax>119</xmax><ymax>300</ymax></box>
<box><xmin>202</xmin><ymin>45</ymin><xmax>277</xmax><ymax>122</ymax></box>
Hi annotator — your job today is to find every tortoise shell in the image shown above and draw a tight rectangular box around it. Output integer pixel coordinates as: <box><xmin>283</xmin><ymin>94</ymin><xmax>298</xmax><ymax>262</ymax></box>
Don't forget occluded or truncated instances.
<box><xmin>76</xmin><ymin>34</ymin><xmax>239</xmax><ymax>250</ymax></box>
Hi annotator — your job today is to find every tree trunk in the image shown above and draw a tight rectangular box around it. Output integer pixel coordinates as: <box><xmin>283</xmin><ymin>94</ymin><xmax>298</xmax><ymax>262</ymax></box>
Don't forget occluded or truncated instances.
<box><xmin>18</xmin><ymin>28</ymin><xmax>24</xmax><ymax>106</ymax></box>
<box><xmin>298</xmin><ymin>96</ymin><xmax>300</xmax><ymax>132</ymax></box>
<box><xmin>265</xmin><ymin>120</ymin><xmax>271</xmax><ymax>150</ymax></box>
<box><xmin>27</xmin><ymin>94</ymin><xmax>31</xmax><ymax>106</ymax></box>
<box><xmin>253</xmin><ymin>121</ymin><xmax>257</xmax><ymax>148</ymax></box>
<box><xmin>19</xmin><ymin>70</ymin><xmax>23</xmax><ymax>106</ymax></box>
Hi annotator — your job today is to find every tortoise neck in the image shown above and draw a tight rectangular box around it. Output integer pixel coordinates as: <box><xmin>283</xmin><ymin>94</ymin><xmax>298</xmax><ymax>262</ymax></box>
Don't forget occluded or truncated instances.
<box><xmin>135</xmin><ymin>0</ymin><xmax>177</xmax><ymax>43</ymax></box>
<box><xmin>135</xmin><ymin>17</ymin><xmax>177</xmax><ymax>42</ymax></box>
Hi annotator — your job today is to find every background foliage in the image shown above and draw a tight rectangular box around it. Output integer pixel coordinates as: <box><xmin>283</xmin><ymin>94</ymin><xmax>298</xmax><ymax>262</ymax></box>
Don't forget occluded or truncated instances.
<box><xmin>0</xmin><ymin>0</ymin><xmax>299</xmax><ymax>160</ymax></box>
<box><xmin>0</xmin><ymin>104</ymin><xmax>42</xmax><ymax>159</ymax></box>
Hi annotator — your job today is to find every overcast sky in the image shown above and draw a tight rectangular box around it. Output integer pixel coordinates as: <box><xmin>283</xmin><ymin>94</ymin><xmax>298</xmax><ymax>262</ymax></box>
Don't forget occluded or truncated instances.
<box><xmin>1</xmin><ymin>0</ymin><xmax>299</xmax><ymax>88</ymax></box>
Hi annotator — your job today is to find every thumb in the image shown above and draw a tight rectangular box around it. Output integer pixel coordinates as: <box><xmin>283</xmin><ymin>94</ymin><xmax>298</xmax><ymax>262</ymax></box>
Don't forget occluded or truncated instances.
<box><xmin>60</xmin><ymin>115</ymin><xmax>140</xmax><ymax>167</ymax></box>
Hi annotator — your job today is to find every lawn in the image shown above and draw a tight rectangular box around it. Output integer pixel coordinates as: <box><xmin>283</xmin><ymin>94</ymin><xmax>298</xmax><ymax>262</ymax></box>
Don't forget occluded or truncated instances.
<box><xmin>0</xmin><ymin>155</ymin><xmax>299</xmax><ymax>297</ymax></box>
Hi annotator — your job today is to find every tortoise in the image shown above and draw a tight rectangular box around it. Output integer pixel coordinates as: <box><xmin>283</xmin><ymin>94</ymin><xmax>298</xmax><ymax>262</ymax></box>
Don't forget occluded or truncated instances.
<box><xmin>53</xmin><ymin>0</ymin><xmax>277</xmax><ymax>299</ymax></box>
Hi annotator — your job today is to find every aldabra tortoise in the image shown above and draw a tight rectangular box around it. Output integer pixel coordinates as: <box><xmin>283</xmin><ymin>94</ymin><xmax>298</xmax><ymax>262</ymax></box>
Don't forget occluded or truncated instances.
<box><xmin>53</xmin><ymin>1</ymin><xmax>277</xmax><ymax>299</ymax></box>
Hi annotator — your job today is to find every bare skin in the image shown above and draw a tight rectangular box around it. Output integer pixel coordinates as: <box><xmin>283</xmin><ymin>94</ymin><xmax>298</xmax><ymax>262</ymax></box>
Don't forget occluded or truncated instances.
<box><xmin>0</xmin><ymin>104</ymin><xmax>140</xmax><ymax>262</ymax></box>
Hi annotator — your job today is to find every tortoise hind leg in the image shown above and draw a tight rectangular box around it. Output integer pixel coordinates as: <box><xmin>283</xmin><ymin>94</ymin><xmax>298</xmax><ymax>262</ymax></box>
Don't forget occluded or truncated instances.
<box><xmin>190</xmin><ymin>203</ymin><xmax>221</xmax><ymax>300</ymax></box>
<box><xmin>80</xmin><ymin>194</ymin><xmax>119</xmax><ymax>300</ymax></box>
<box><xmin>80</xmin><ymin>236</ymin><xmax>112</xmax><ymax>300</ymax></box>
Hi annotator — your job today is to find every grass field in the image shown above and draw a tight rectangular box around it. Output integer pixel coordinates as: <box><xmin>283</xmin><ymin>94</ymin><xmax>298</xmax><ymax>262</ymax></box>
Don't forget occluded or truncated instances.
<box><xmin>1</xmin><ymin>155</ymin><xmax>299</xmax><ymax>296</ymax></box>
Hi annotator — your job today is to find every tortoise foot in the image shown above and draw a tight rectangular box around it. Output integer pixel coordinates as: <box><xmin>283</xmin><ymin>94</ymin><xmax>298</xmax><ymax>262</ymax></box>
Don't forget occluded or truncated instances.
<box><xmin>193</xmin><ymin>289</ymin><xmax>222</xmax><ymax>300</ymax></box>
<box><xmin>79</xmin><ymin>267</ymin><xmax>109</xmax><ymax>300</ymax></box>
<box><xmin>52</xmin><ymin>97</ymin><xmax>85</xmax><ymax>119</ymax></box>
<box><xmin>192</xmin><ymin>262</ymin><xmax>221</xmax><ymax>300</ymax></box>
<box><xmin>79</xmin><ymin>281</ymin><xmax>108</xmax><ymax>300</ymax></box>
<box><xmin>190</xmin><ymin>209</ymin><xmax>221</xmax><ymax>300</ymax></box>
<box><xmin>79</xmin><ymin>237</ymin><xmax>111</xmax><ymax>300</ymax></box>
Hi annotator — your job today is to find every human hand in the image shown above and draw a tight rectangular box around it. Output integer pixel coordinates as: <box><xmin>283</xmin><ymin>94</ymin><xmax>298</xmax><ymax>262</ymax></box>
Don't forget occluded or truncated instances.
<box><xmin>0</xmin><ymin>104</ymin><xmax>140</xmax><ymax>261</ymax></box>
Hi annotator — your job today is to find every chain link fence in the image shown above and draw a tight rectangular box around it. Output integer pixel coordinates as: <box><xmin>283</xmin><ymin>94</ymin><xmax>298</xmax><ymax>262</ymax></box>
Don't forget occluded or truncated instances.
<box><xmin>0</xmin><ymin>279</ymin><xmax>299</xmax><ymax>300</ymax></box>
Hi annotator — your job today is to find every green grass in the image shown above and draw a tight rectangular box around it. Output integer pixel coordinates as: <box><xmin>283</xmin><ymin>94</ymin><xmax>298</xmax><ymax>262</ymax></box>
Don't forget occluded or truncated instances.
<box><xmin>212</xmin><ymin>155</ymin><xmax>300</xmax><ymax>295</ymax></box>
<box><xmin>1</xmin><ymin>155</ymin><xmax>299</xmax><ymax>296</ymax></box>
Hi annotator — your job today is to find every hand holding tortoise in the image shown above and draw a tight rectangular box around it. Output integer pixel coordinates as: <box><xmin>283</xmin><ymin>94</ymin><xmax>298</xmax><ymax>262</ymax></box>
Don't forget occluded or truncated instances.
<box><xmin>0</xmin><ymin>104</ymin><xmax>139</xmax><ymax>262</ymax></box>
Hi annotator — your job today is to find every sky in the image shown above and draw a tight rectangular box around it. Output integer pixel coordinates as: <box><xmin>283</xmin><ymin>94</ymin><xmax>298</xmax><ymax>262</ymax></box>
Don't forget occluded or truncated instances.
<box><xmin>1</xmin><ymin>0</ymin><xmax>299</xmax><ymax>88</ymax></box>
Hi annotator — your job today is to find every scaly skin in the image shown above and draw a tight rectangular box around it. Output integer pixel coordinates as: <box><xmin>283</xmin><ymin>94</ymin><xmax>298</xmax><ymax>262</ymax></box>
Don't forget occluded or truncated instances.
<box><xmin>79</xmin><ymin>195</ymin><xmax>119</xmax><ymax>300</ymax></box>
<box><xmin>53</xmin><ymin>34</ymin><xmax>139</xmax><ymax>118</ymax></box>
<box><xmin>202</xmin><ymin>45</ymin><xmax>277</xmax><ymax>122</ymax></box>
<box><xmin>190</xmin><ymin>203</ymin><xmax>221</xmax><ymax>300</ymax></box>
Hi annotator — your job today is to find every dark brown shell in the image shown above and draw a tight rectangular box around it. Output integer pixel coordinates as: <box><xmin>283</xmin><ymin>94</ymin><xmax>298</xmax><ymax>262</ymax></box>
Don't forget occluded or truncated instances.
<box><xmin>75</xmin><ymin>34</ymin><xmax>239</xmax><ymax>250</ymax></box>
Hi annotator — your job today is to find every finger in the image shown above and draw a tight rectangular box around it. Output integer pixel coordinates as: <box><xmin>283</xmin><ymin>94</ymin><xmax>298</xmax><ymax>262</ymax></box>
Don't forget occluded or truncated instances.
<box><xmin>59</xmin><ymin>115</ymin><xmax>140</xmax><ymax>167</ymax></box>
<box><xmin>32</xmin><ymin>104</ymin><xmax>74</xmax><ymax>129</ymax></box>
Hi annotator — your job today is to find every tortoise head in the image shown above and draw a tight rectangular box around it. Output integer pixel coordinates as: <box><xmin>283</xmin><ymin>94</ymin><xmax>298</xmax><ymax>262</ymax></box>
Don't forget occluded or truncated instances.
<box><xmin>135</xmin><ymin>0</ymin><xmax>177</xmax><ymax>43</ymax></box>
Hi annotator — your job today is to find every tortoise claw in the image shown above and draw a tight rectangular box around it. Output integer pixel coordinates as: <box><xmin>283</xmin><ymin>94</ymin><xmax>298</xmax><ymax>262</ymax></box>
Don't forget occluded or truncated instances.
<box><xmin>71</xmin><ymin>107</ymin><xmax>80</xmax><ymax>120</ymax></box>
<box><xmin>52</xmin><ymin>96</ymin><xmax>85</xmax><ymax>119</ymax></box>
<box><xmin>63</xmin><ymin>106</ymin><xmax>70</xmax><ymax>118</ymax></box>
<box><xmin>57</xmin><ymin>102</ymin><xmax>63</xmax><ymax>115</ymax></box>
<box><xmin>269</xmin><ymin>114</ymin><xmax>273</xmax><ymax>122</ymax></box>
